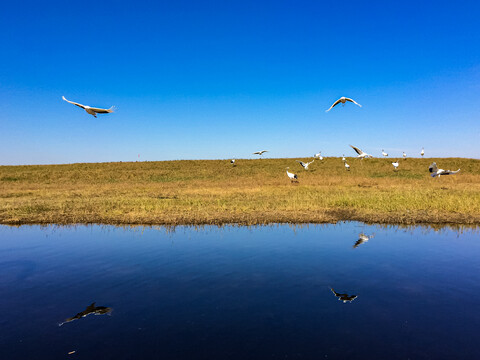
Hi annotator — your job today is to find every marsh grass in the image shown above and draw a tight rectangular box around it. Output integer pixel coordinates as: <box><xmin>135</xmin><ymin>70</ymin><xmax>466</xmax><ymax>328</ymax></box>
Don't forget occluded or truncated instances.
<box><xmin>0</xmin><ymin>157</ymin><xmax>479</xmax><ymax>225</ymax></box>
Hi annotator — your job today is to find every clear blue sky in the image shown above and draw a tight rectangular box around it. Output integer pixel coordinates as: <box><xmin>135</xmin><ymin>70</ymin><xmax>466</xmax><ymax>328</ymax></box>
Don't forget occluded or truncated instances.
<box><xmin>1</xmin><ymin>0</ymin><xmax>480</xmax><ymax>165</ymax></box>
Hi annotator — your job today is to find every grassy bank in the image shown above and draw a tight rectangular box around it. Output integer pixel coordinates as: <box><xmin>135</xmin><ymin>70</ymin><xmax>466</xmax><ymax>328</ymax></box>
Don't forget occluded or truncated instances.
<box><xmin>0</xmin><ymin>157</ymin><xmax>479</xmax><ymax>226</ymax></box>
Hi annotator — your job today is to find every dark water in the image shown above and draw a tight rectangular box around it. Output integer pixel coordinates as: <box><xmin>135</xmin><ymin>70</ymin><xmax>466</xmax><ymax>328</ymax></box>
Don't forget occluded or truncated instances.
<box><xmin>0</xmin><ymin>223</ymin><xmax>479</xmax><ymax>359</ymax></box>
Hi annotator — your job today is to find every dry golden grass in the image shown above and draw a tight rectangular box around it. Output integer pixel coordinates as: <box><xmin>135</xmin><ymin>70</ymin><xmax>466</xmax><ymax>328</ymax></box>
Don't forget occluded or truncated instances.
<box><xmin>0</xmin><ymin>157</ymin><xmax>479</xmax><ymax>226</ymax></box>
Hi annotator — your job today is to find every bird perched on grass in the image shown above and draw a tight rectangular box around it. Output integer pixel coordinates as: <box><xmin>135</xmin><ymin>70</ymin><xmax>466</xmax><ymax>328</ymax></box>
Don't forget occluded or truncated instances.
<box><xmin>350</xmin><ymin>145</ymin><xmax>372</xmax><ymax>159</ymax></box>
<box><xmin>382</xmin><ymin>149</ymin><xmax>388</xmax><ymax>157</ymax></box>
<box><xmin>403</xmin><ymin>152</ymin><xmax>407</xmax><ymax>160</ymax></box>
<box><xmin>342</xmin><ymin>155</ymin><xmax>346</xmax><ymax>161</ymax></box>
<box><xmin>421</xmin><ymin>148</ymin><xmax>425</xmax><ymax>157</ymax></box>
<box><xmin>344</xmin><ymin>161</ymin><xmax>350</xmax><ymax>171</ymax></box>
<box><xmin>253</xmin><ymin>150</ymin><xmax>268</xmax><ymax>156</ymax></box>
<box><xmin>62</xmin><ymin>96</ymin><xmax>115</xmax><ymax>118</ymax></box>
<box><xmin>429</xmin><ymin>162</ymin><xmax>460</xmax><ymax>178</ymax></box>
<box><xmin>230</xmin><ymin>159</ymin><xmax>236</xmax><ymax>167</ymax></box>
<box><xmin>325</xmin><ymin>97</ymin><xmax>362</xmax><ymax>112</ymax></box>
<box><xmin>286</xmin><ymin>167</ymin><xmax>298</xmax><ymax>183</ymax></box>
<box><xmin>392</xmin><ymin>160</ymin><xmax>399</xmax><ymax>171</ymax></box>
<box><xmin>296</xmin><ymin>159</ymin><xmax>315</xmax><ymax>170</ymax></box>
<box><xmin>314</xmin><ymin>152</ymin><xmax>324</xmax><ymax>160</ymax></box>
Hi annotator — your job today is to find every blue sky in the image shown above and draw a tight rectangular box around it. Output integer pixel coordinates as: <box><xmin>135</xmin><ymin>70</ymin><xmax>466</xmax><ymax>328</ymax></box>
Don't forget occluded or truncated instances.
<box><xmin>1</xmin><ymin>0</ymin><xmax>480</xmax><ymax>165</ymax></box>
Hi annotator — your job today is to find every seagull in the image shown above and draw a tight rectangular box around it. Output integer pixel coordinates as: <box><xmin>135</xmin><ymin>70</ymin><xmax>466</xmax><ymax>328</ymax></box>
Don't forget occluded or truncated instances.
<box><xmin>421</xmin><ymin>148</ymin><xmax>425</xmax><ymax>157</ymax></box>
<box><xmin>403</xmin><ymin>152</ymin><xmax>407</xmax><ymax>160</ymax></box>
<box><xmin>353</xmin><ymin>233</ymin><xmax>374</xmax><ymax>249</ymax></box>
<box><xmin>62</xmin><ymin>96</ymin><xmax>114</xmax><ymax>118</ymax></box>
<box><xmin>344</xmin><ymin>161</ymin><xmax>350</xmax><ymax>171</ymax></box>
<box><xmin>230</xmin><ymin>159</ymin><xmax>236</xmax><ymax>166</ymax></box>
<box><xmin>325</xmin><ymin>97</ymin><xmax>362</xmax><ymax>112</ymax></box>
<box><xmin>330</xmin><ymin>288</ymin><xmax>357</xmax><ymax>303</ymax></box>
<box><xmin>350</xmin><ymin>145</ymin><xmax>372</xmax><ymax>159</ymax></box>
<box><xmin>429</xmin><ymin>162</ymin><xmax>460</xmax><ymax>178</ymax></box>
<box><xmin>392</xmin><ymin>160</ymin><xmax>399</xmax><ymax>171</ymax></box>
<box><xmin>342</xmin><ymin>155</ymin><xmax>346</xmax><ymax>161</ymax></box>
<box><xmin>286</xmin><ymin>167</ymin><xmax>298</xmax><ymax>183</ymax></box>
<box><xmin>297</xmin><ymin>159</ymin><xmax>315</xmax><ymax>170</ymax></box>
<box><xmin>253</xmin><ymin>150</ymin><xmax>268</xmax><ymax>156</ymax></box>
<box><xmin>382</xmin><ymin>149</ymin><xmax>388</xmax><ymax>157</ymax></box>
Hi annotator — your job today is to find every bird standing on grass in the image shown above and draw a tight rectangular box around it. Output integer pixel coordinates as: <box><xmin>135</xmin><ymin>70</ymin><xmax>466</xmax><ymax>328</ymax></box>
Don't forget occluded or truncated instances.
<box><xmin>350</xmin><ymin>145</ymin><xmax>372</xmax><ymax>159</ymax></box>
<box><xmin>286</xmin><ymin>167</ymin><xmax>299</xmax><ymax>183</ymax></box>
<box><xmin>253</xmin><ymin>150</ymin><xmax>268</xmax><ymax>156</ymax></box>
<box><xmin>392</xmin><ymin>160</ymin><xmax>399</xmax><ymax>171</ymax></box>
<box><xmin>403</xmin><ymin>152</ymin><xmax>407</xmax><ymax>160</ymax></box>
<box><xmin>421</xmin><ymin>148</ymin><xmax>425</xmax><ymax>157</ymax></box>
<box><xmin>382</xmin><ymin>149</ymin><xmax>388</xmax><ymax>157</ymax></box>
<box><xmin>342</xmin><ymin>155</ymin><xmax>346</xmax><ymax>161</ymax></box>
<box><xmin>344</xmin><ymin>161</ymin><xmax>350</xmax><ymax>171</ymax></box>
<box><xmin>230</xmin><ymin>159</ymin><xmax>236</xmax><ymax>167</ymax></box>
<box><xmin>62</xmin><ymin>96</ymin><xmax>115</xmax><ymax>118</ymax></box>
<box><xmin>429</xmin><ymin>163</ymin><xmax>460</xmax><ymax>177</ymax></box>
<box><xmin>314</xmin><ymin>152</ymin><xmax>324</xmax><ymax>160</ymax></box>
<box><xmin>296</xmin><ymin>159</ymin><xmax>315</xmax><ymax>170</ymax></box>
<box><xmin>325</xmin><ymin>97</ymin><xmax>362</xmax><ymax>112</ymax></box>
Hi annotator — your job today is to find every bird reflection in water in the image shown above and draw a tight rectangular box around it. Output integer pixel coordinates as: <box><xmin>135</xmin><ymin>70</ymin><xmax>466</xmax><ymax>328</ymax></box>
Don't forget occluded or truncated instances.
<box><xmin>330</xmin><ymin>287</ymin><xmax>357</xmax><ymax>303</ymax></box>
<box><xmin>353</xmin><ymin>233</ymin><xmax>374</xmax><ymax>249</ymax></box>
<box><xmin>59</xmin><ymin>302</ymin><xmax>112</xmax><ymax>326</ymax></box>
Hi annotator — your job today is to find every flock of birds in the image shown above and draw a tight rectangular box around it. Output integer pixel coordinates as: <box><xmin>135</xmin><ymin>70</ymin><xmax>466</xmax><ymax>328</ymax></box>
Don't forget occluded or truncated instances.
<box><xmin>62</xmin><ymin>95</ymin><xmax>460</xmax><ymax>181</ymax></box>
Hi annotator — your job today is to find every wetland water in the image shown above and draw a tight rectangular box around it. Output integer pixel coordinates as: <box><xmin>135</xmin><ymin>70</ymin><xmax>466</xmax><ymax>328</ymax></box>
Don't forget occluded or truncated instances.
<box><xmin>0</xmin><ymin>223</ymin><xmax>479</xmax><ymax>359</ymax></box>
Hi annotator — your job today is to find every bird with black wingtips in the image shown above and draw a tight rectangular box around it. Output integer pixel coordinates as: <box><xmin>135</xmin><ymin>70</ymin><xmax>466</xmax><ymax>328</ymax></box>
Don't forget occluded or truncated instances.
<box><xmin>429</xmin><ymin>162</ymin><xmax>460</xmax><ymax>178</ymax></box>
<box><xmin>350</xmin><ymin>145</ymin><xmax>372</xmax><ymax>159</ymax></box>
<box><xmin>325</xmin><ymin>97</ymin><xmax>362</xmax><ymax>112</ymax></box>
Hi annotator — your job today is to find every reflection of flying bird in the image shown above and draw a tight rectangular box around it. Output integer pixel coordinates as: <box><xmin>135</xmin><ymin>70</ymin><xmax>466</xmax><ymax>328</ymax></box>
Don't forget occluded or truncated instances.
<box><xmin>421</xmin><ymin>148</ymin><xmax>425</xmax><ymax>157</ymax></box>
<box><xmin>392</xmin><ymin>160</ymin><xmax>399</xmax><ymax>171</ymax></box>
<box><xmin>253</xmin><ymin>150</ymin><xmax>268</xmax><ymax>156</ymax></box>
<box><xmin>59</xmin><ymin>303</ymin><xmax>112</xmax><ymax>326</ymax></box>
<box><xmin>286</xmin><ymin>167</ymin><xmax>298</xmax><ymax>182</ymax></box>
<box><xmin>382</xmin><ymin>149</ymin><xmax>388</xmax><ymax>157</ymax></box>
<box><xmin>325</xmin><ymin>97</ymin><xmax>362</xmax><ymax>112</ymax></box>
<box><xmin>330</xmin><ymin>287</ymin><xmax>357</xmax><ymax>303</ymax></box>
<box><xmin>353</xmin><ymin>233</ymin><xmax>374</xmax><ymax>248</ymax></box>
<box><xmin>429</xmin><ymin>162</ymin><xmax>460</xmax><ymax>178</ymax></box>
<box><xmin>297</xmin><ymin>159</ymin><xmax>315</xmax><ymax>170</ymax></box>
<box><xmin>350</xmin><ymin>145</ymin><xmax>372</xmax><ymax>159</ymax></box>
<box><xmin>62</xmin><ymin>96</ymin><xmax>115</xmax><ymax>118</ymax></box>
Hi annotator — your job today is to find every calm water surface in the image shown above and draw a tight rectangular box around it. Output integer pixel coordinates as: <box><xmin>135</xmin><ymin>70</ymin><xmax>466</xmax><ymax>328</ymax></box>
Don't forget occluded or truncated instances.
<box><xmin>0</xmin><ymin>223</ymin><xmax>479</xmax><ymax>359</ymax></box>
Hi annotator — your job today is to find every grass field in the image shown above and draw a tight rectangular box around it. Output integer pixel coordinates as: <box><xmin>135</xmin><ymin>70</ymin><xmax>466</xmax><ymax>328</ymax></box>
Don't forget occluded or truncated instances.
<box><xmin>0</xmin><ymin>157</ymin><xmax>479</xmax><ymax>226</ymax></box>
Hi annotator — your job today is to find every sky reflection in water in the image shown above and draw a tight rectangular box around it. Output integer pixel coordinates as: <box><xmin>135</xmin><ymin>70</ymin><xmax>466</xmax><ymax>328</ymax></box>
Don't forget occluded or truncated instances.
<box><xmin>0</xmin><ymin>223</ymin><xmax>479</xmax><ymax>359</ymax></box>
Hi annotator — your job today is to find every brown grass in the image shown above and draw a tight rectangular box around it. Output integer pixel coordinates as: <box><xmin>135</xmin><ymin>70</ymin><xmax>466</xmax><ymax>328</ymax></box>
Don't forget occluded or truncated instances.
<box><xmin>0</xmin><ymin>157</ymin><xmax>479</xmax><ymax>226</ymax></box>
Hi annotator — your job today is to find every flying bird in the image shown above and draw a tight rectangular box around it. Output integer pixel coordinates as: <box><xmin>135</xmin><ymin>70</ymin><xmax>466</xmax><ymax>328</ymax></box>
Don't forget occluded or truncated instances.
<box><xmin>253</xmin><ymin>150</ymin><xmax>268</xmax><ymax>156</ymax></box>
<box><xmin>325</xmin><ymin>97</ymin><xmax>362</xmax><ymax>112</ymax></box>
<box><xmin>62</xmin><ymin>96</ymin><xmax>114</xmax><ymax>118</ymax></box>
<box><xmin>59</xmin><ymin>303</ymin><xmax>112</xmax><ymax>326</ymax></box>
<box><xmin>429</xmin><ymin>162</ymin><xmax>460</xmax><ymax>178</ymax></box>
<box><xmin>421</xmin><ymin>148</ymin><xmax>425</xmax><ymax>157</ymax></box>
<box><xmin>350</xmin><ymin>145</ymin><xmax>372</xmax><ymax>159</ymax></box>
<box><xmin>330</xmin><ymin>288</ymin><xmax>357</xmax><ymax>303</ymax></box>
<box><xmin>297</xmin><ymin>159</ymin><xmax>315</xmax><ymax>170</ymax></box>
<box><xmin>382</xmin><ymin>149</ymin><xmax>388</xmax><ymax>157</ymax></box>
<box><xmin>392</xmin><ymin>160</ymin><xmax>399</xmax><ymax>171</ymax></box>
<box><xmin>353</xmin><ymin>233</ymin><xmax>374</xmax><ymax>248</ymax></box>
<box><xmin>286</xmin><ymin>167</ymin><xmax>298</xmax><ymax>183</ymax></box>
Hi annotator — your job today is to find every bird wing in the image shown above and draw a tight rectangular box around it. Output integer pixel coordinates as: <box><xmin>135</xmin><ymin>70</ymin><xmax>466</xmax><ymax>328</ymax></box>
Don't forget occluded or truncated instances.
<box><xmin>429</xmin><ymin>162</ymin><xmax>438</xmax><ymax>173</ymax></box>
<box><xmin>89</xmin><ymin>106</ymin><xmax>114</xmax><ymax>113</ymax></box>
<box><xmin>252</xmin><ymin>152</ymin><xmax>260</xmax><ymax>155</ymax></box>
<box><xmin>350</xmin><ymin>145</ymin><xmax>363</xmax><ymax>155</ymax></box>
<box><xmin>325</xmin><ymin>98</ymin><xmax>342</xmax><ymax>112</ymax></box>
<box><xmin>296</xmin><ymin>160</ymin><xmax>305</xmax><ymax>165</ymax></box>
<box><xmin>445</xmin><ymin>169</ymin><xmax>460</xmax><ymax>175</ymax></box>
<box><xmin>345</xmin><ymin>97</ymin><xmax>362</xmax><ymax>107</ymax></box>
<box><xmin>62</xmin><ymin>96</ymin><xmax>86</xmax><ymax>109</ymax></box>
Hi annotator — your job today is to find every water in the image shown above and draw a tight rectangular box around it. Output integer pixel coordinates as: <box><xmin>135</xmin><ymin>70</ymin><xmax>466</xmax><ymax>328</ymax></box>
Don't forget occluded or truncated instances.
<box><xmin>0</xmin><ymin>223</ymin><xmax>479</xmax><ymax>359</ymax></box>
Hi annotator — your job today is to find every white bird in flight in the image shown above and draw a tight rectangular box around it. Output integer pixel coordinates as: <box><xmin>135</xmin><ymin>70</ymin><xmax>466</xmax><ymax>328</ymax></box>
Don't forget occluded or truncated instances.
<box><xmin>296</xmin><ymin>159</ymin><xmax>315</xmax><ymax>170</ymax></box>
<box><xmin>429</xmin><ymin>162</ymin><xmax>460</xmax><ymax>178</ymax></box>
<box><xmin>421</xmin><ymin>148</ymin><xmax>425</xmax><ymax>157</ymax></box>
<box><xmin>382</xmin><ymin>149</ymin><xmax>388</xmax><ymax>157</ymax></box>
<box><xmin>350</xmin><ymin>145</ymin><xmax>372</xmax><ymax>159</ymax></box>
<box><xmin>62</xmin><ymin>96</ymin><xmax>115</xmax><ymax>118</ymax></box>
<box><xmin>325</xmin><ymin>97</ymin><xmax>362</xmax><ymax>112</ymax></box>
<box><xmin>392</xmin><ymin>160</ymin><xmax>399</xmax><ymax>171</ymax></box>
<box><xmin>286</xmin><ymin>167</ymin><xmax>299</xmax><ymax>182</ymax></box>
<box><xmin>253</xmin><ymin>150</ymin><xmax>268</xmax><ymax>156</ymax></box>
